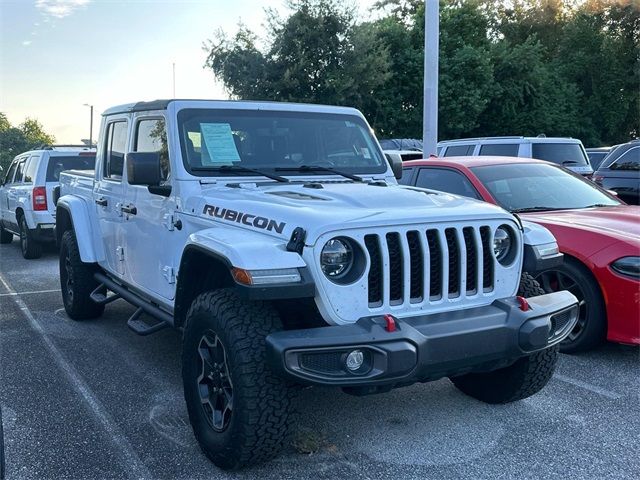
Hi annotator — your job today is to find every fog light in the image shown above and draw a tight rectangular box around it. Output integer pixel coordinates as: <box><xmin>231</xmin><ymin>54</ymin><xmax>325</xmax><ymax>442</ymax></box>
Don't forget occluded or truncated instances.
<box><xmin>345</xmin><ymin>350</ymin><xmax>364</xmax><ymax>371</ymax></box>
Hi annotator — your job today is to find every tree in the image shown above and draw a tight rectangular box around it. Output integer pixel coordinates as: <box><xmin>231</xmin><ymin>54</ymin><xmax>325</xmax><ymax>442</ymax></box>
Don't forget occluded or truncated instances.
<box><xmin>203</xmin><ymin>0</ymin><xmax>639</xmax><ymax>145</ymax></box>
<box><xmin>204</xmin><ymin>0</ymin><xmax>390</xmax><ymax>125</ymax></box>
<box><xmin>0</xmin><ymin>114</ymin><xmax>55</xmax><ymax>172</ymax></box>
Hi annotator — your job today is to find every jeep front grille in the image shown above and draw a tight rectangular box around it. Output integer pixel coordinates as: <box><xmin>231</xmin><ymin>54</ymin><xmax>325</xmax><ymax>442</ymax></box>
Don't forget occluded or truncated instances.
<box><xmin>364</xmin><ymin>226</ymin><xmax>495</xmax><ymax>308</ymax></box>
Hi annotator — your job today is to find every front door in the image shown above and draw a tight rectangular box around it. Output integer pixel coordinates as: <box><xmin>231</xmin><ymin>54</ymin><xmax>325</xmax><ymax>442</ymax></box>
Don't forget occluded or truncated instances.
<box><xmin>121</xmin><ymin>115</ymin><xmax>177</xmax><ymax>300</ymax></box>
<box><xmin>95</xmin><ymin>118</ymin><xmax>128</xmax><ymax>276</ymax></box>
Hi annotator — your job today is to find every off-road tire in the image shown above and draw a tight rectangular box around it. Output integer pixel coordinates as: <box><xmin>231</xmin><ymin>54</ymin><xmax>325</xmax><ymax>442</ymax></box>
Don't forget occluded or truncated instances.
<box><xmin>517</xmin><ymin>272</ymin><xmax>546</xmax><ymax>298</ymax></box>
<box><xmin>535</xmin><ymin>258</ymin><xmax>606</xmax><ymax>354</ymax></box>
<box><xmin>182</xmin><ymin>289</ymin><xmax>297</xmax><ymax>470</ymax></box>
<box><xmin>59</xmin><ymin>230</ymin><xmax>104</xmax><ymax>320</ymax></box>
<box><xmin>450</xmin><ymin>345</ymin><xmax>559</xmax><ymax>404</ymax></box>
<box><xmin>18</xmin><ymin>216</ymin><xmax>42</xmax><ymax>259</ymax></box>
<box><xmin>0</xmin><ymin>224</ymin><xmax>12</xmax><ymax>244</ymax></box>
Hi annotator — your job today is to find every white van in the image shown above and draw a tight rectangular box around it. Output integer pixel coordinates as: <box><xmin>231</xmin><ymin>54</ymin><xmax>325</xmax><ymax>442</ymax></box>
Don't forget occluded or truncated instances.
<box><xmin>437</xmin><ymin>136</ymin><xmax>593</xmax><ymax>176</ymax></box>
<box><xmin>0</xmin><ymin>145</ymin><xmax>96</xmax><ymax>258</ymax></box>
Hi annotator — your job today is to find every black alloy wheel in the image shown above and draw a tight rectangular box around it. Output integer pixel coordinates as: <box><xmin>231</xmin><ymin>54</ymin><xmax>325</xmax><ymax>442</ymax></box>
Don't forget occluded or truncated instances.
<box><xmin>536</xmin><ymin>269</ymin><xmax>587</xmax><ymax>344</ymax></box>
<box><xmin>197</xmin><ymin>330</ymin><xmax>233</xmax><ymax>432</ymax></box>
<box><xmin>534</xmin><ymin>258</ymin><xmax>606</xmax><ymax>353</ymax></box>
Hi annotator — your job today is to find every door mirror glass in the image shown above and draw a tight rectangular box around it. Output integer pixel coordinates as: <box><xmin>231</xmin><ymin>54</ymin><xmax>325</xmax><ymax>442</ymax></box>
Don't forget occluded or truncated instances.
<box><xmin>126</xmin><ymin>152</ymin><xmax>162</xmax><ymax>186</ymax></box>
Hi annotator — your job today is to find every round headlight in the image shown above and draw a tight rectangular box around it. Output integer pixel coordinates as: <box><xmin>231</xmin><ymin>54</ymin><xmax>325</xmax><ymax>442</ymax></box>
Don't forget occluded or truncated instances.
<box><xmin>321</xmin><ymin>238</ymin><xmax>354</xmax><ymax>278</ymax></box>
<box><xmin>493</xmin><ymin>226</ymin><xmax>512</xmax><ymax>263</ymax></box>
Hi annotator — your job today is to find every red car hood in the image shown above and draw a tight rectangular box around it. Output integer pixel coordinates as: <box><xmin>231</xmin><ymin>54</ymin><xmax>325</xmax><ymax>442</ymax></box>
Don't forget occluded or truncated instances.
<box><xmin>522</xmin><ymin>206</ymin><xmax>640</xmax><ymax>242</ymax></box>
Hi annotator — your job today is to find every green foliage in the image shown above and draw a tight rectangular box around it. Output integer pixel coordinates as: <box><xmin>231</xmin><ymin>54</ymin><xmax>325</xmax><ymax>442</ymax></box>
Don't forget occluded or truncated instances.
<box><xmin>204</xmin><ymin>0</ymin><xmax>639</xmax><ymax>147</ymax></box>
<box><xmin>0</xmin><ymin>113</ymin><xmax>55</xmax><ymax>172</ymax></box>
<box><xmin>204</xmin><ymin>0</ymin><xmax>390</xmax><ymax>120</ymax></box>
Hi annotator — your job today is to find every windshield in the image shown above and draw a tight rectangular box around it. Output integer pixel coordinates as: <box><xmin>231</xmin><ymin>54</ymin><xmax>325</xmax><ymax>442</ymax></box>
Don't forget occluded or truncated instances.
<box><xmin>177</xmin><ymin>108</ymin><xmax>387</xmax><ymax>176</ymax></box>
<box><xmin>531</xmin><ymin>143</ymin><xmax>589</xmax><ymax>166</ymax></box>
<box><xmin>471</xmin><ymin>163</ymin><xmax>620</xmax><ymax>211</ymax></box>
<box><xmin>46</xmin><ymin>154</ymin><xmax>96</xmax><ymax>181</ymax></box>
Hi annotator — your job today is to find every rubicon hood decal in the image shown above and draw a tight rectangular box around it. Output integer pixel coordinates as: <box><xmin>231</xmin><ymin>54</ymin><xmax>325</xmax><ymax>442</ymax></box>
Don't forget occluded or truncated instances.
<box><xmin>203</xmin><ymin>204</ymin><xmax>286</xmax><ymax>234</ymax></box>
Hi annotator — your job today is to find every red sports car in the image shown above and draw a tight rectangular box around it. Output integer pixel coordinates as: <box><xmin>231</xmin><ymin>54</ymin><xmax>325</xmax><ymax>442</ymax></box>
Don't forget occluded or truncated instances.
<box><xmin>401</xmin><ymin>156</ymin><xmax>640</xmax><ymax>353</ymax></box>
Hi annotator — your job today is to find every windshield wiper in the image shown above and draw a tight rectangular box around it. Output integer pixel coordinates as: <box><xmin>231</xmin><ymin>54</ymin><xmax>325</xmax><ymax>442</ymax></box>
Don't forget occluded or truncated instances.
<box><xmin>192</xmin><ymin>165</ymin><xmax>289</xmax><ymax>183</ymax></box>
<box><xmin>583</xmin><ymin>203</ymin><xmax>615</xmax><ymax>208</ymax></box>
<box><xmin>275</xmin><ymin>165</ymin><xmax>364</xmax><ymax>182</ymax></box>
<box><xmin>511</xmin><ymin>206</ymin><xmax>568</xmax><ymax>213</ymax></box>
<box><xmin>562</xmin><ymin>160</ymin><xmax>579</xmax><ymax>165</ymax></box>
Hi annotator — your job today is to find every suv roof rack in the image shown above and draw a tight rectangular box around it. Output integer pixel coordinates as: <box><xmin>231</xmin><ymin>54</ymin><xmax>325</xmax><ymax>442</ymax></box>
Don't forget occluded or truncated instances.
<box><xmin>37</xmin><ymin>144</ymin><xmax>95</xmax><ymax>150</ymax></box>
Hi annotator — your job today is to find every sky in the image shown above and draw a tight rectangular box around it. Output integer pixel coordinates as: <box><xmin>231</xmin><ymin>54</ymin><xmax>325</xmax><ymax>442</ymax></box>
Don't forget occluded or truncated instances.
<box><xmin>0</xmin><ymin>0</ymin><xmax>378</xmax><ymax>143</ymax></box>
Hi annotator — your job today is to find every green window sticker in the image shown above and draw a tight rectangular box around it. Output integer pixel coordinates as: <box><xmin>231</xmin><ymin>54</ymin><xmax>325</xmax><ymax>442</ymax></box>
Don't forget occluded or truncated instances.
<box><xmin>200</xmin><ymin>123</ymin><xmax>241</xmax><ymax>165</ymax></box>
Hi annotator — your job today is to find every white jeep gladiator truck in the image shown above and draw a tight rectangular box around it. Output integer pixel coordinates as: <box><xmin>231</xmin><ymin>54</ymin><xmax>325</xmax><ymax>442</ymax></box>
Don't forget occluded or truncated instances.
<box><xmin>56</xmin><ymin>100</ymin><xmax>577</xmax><ymax>470</ymax></box>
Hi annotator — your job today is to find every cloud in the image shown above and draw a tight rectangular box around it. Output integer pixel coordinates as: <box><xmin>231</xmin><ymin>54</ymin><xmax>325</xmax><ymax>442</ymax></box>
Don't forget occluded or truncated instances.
<box><xmin>35</xmin><ymin>0</ymin><xmax>91</xmax><ymax>19</ymax></box>
<box><xmin>22</xmin><ymin>40</ymin><xmax>32</xmax><ymax>46</ymax></box>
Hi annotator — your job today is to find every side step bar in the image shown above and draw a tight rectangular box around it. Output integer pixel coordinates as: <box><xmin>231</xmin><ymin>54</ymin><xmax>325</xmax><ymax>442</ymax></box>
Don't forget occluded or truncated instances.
<box><xmin>93</xmin><ymin>273</ymin><xmax>173</xmax><ymax>336</ymax></box>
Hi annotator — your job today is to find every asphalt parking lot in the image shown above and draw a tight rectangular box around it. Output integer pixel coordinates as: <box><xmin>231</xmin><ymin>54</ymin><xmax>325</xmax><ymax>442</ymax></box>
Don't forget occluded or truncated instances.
<box><xmin>0</xmin><ymin>240</ymin><xmax>638</xmax><ymax>480</ymax></box>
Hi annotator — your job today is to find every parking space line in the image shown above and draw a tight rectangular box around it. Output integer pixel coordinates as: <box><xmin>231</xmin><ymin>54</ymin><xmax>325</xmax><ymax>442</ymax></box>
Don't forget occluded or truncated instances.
<box><xmin>554</xmin><ymin>374</ymin><xmax>622</xmax><ymax>400</ymax></box>
<box><xmin>0</xmin><ymin>272</ymin><xmax>151</xmax><ymax>480</ymax></box>
<box><xmin>0</xmin><ymin>289</ymin><xmax>61</xmax><ymax>297</ymax></box>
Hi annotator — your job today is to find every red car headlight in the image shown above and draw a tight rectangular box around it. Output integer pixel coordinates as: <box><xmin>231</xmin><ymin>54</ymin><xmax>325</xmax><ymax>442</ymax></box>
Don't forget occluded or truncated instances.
<box><xmin>611</xmin><ymin>257</ymin><xmax>640</xmax><ymax>279</ymax></box>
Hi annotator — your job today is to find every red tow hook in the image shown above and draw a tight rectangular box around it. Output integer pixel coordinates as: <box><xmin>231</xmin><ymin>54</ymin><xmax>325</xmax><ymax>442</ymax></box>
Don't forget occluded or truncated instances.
<box><xmin>383</xmin><ymin>314</ymin><xmax>397</xmax><ymax>332</ymax></box>
<box><xmin>516</xmin><ymin>296</ymin><xmax>531</xmax><ymax>312</ymax></box>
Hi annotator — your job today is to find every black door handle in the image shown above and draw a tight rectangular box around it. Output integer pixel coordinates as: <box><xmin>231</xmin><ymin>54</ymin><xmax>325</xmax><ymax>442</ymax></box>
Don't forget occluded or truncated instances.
<box><xmin>95</xmin><ymin>198</ymin><xmax>108</xmax><ymax>207</ymax></box>
<box><xmin>121</xmin><ymin>205</ymin><xmax>137</xmax><ymax>215</ymax></box>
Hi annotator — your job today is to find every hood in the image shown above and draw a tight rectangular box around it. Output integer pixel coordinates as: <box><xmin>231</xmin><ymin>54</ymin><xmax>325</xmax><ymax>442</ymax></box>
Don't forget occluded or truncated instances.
<box><xmin>523</xmin><ymin>205</ymin><xmax>640</xmax><ymax>242</ymax></box>
<box><xmin>186</xmin><ymin>181</ymin><xmax>516</xmax><ymax>244</ymax></box>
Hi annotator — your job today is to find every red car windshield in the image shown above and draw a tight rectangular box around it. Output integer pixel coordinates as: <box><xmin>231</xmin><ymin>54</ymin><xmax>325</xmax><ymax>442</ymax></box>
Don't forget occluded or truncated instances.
<box><xmin>471</xmin><ymin>163</ymin><xmax>620</xmax><ymax>212</ymax></box>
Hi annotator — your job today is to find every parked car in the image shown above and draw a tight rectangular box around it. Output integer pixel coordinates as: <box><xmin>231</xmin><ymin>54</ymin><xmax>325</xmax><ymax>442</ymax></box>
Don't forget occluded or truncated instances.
<box><xmin>383</xmin><ymin>149</ymin><xmax>424</xmax><ymax>163</ymax></box>
<box><xmin>586</xmin><ymin>147</ymin><xmax>612</xmax><ymax>170</ymax></box>
<box><xmin>437</xmin><ymin>136</ymin><xmax>594</xmax><ymax>177</ymax></box>
<box><xmin>379</xmin><ymin>138</ymin><xmax>422</xmax><ymax>151</ymax></box>
<box><xmin>401</xmin><ymin>156</ymin><xmax>640</xmax><ymax>353</ymax></box>
<box><xmin>593</xmin><ymin>139</ymin><xmax>640</xmax><ymax>205</ymax></box>
<box><xmin>0</xmin><ymin>145</ymin><xmax>96</xmax><ymax>258</ymax></box>
<box><xmin>55</xmin><ymin>99</ymin><xmax>577</xmax><ymax>470</ymax></box>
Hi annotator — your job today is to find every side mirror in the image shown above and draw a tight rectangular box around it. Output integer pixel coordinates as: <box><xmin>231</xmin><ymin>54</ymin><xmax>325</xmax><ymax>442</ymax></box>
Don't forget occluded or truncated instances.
<box><xmin>385</xmin><ymin>153</ymin><xmax>403</xmax><ymax>180</ymax></box>
<box><xmin>126</xmin><ymin>152</ymin><xmax>162</xmax><ymax>186</ymax></box>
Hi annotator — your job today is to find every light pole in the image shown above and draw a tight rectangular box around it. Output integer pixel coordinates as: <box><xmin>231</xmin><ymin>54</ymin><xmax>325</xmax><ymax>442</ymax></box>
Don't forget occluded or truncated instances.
<box><xmin>83</xmin><ymin>103</ymin><xmax>94</xmax><ymax>146</ymax></box>
<box><xmin>423</xmin><ymin>0</ymin><xmax>439</xmax><ymax>156</ymax></box>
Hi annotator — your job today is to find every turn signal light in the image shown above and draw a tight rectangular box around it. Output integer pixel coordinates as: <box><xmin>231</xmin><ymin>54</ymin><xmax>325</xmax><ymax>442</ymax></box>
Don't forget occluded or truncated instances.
<box><xmin>32</xmin><ymin>186</ymin><xmax>47</xmax><ymax>211</ymax></box>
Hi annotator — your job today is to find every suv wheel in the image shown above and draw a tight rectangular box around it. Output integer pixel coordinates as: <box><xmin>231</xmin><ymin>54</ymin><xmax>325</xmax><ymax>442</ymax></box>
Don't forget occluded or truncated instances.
<box><xmin>534</xmin><ymin>258</ymin><xmax>606</xmax><ymax>353</ymax></box>
<box><xmin>182</xmin><ymin>289</ymin><xmax>297</xmax><ymax>470</ymax></box>
<box><xmin>18</xmin><ymin>216</ymin><xmax>42</xmax><ymax>259</ymax></box>
<box><xmin>450</xmin><ymin>345</ymin><xmax>559</xmax><ymax>404</ymax></box>
<box><xmin>59</xmin><ymin>230</ymin><xmax>105</xmax><ymax>320</ymax></box>
<box><xmin>0</xmin><ymin>224</ymin><xmax>12</xmax><ymax>244</ymax></box>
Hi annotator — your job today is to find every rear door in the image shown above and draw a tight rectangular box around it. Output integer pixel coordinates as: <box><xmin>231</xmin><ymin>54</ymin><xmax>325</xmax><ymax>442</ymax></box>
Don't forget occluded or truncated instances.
<box><xmin>7</xmin><ymin>157</ymin><xmax>27</xmax><ymax>225</ymax></box>
<box><xmin>0</xmin><ymin>160</ymin><xmax>19</xmax><ymax>228</ymax></box>
<box><xmin>95</xmin><ymin>118</ymin><xmax>129</xmax><ymax>276</ymax></box>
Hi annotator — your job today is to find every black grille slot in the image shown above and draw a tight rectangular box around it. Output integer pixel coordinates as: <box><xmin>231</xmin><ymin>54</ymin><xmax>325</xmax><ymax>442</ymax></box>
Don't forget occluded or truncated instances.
<box><xmin>426</xmin><ymin>230</ymin><xmax>442</xmax><ymax>299</ymax></box>
<box><xmin>364</xmin><ymin>235</ymin><xmax>382</xmax><ymax>306</ymax></box>
<box><xmin>463</xmin><ymin>227</ymin><xmax>477</xmax><ymax>294</ymax></box>
<box><xmin>406</xmin><ymin>231</ymin><xmax>423</xmax><ymax>302</ymax></box>
<box><xmin>300</xmin><ymin>352</ymin><xmax>343</xmax><ymax>375</ymax></box>
<box><xmin>386</xmin><ymin>232</ymin><xmax>403</xmax><ymax>303</ymax></box>
<box><xmin>480</xmin><ymin>226</ymin><xmax>494</xmax><ymax>290</ymax></box>
<box><xmin>445</xmin><ymin>228</ymin><xmax>460</xmax><ymax>296</ymax></box>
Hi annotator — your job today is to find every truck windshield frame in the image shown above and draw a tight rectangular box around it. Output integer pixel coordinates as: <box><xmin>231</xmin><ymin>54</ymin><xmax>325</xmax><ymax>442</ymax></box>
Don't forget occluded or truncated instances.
<box><xmin>176</xmin><ymin>108</ymin><xmax>387</xmax><ymax>177</ymax></box>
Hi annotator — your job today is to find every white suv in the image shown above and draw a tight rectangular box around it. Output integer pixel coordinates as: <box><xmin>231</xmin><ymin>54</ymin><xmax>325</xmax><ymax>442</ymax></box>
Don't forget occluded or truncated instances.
<box><xmin>437</xmin><ymin>136</ymin><xmax>593</xmax><ymax>176</ymax></box>
<box><xmin>0</xmin><ymin>145</ymin><xmax>96</xmax><ymax>258</ymax></box>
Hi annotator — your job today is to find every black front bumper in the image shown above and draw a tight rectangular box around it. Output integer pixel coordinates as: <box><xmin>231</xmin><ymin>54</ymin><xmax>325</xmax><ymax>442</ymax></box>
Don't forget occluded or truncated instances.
<box><xmin>266</xmin><ymin>291</ymin><xmax>578</xmax><ymax>389</ymax></box>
